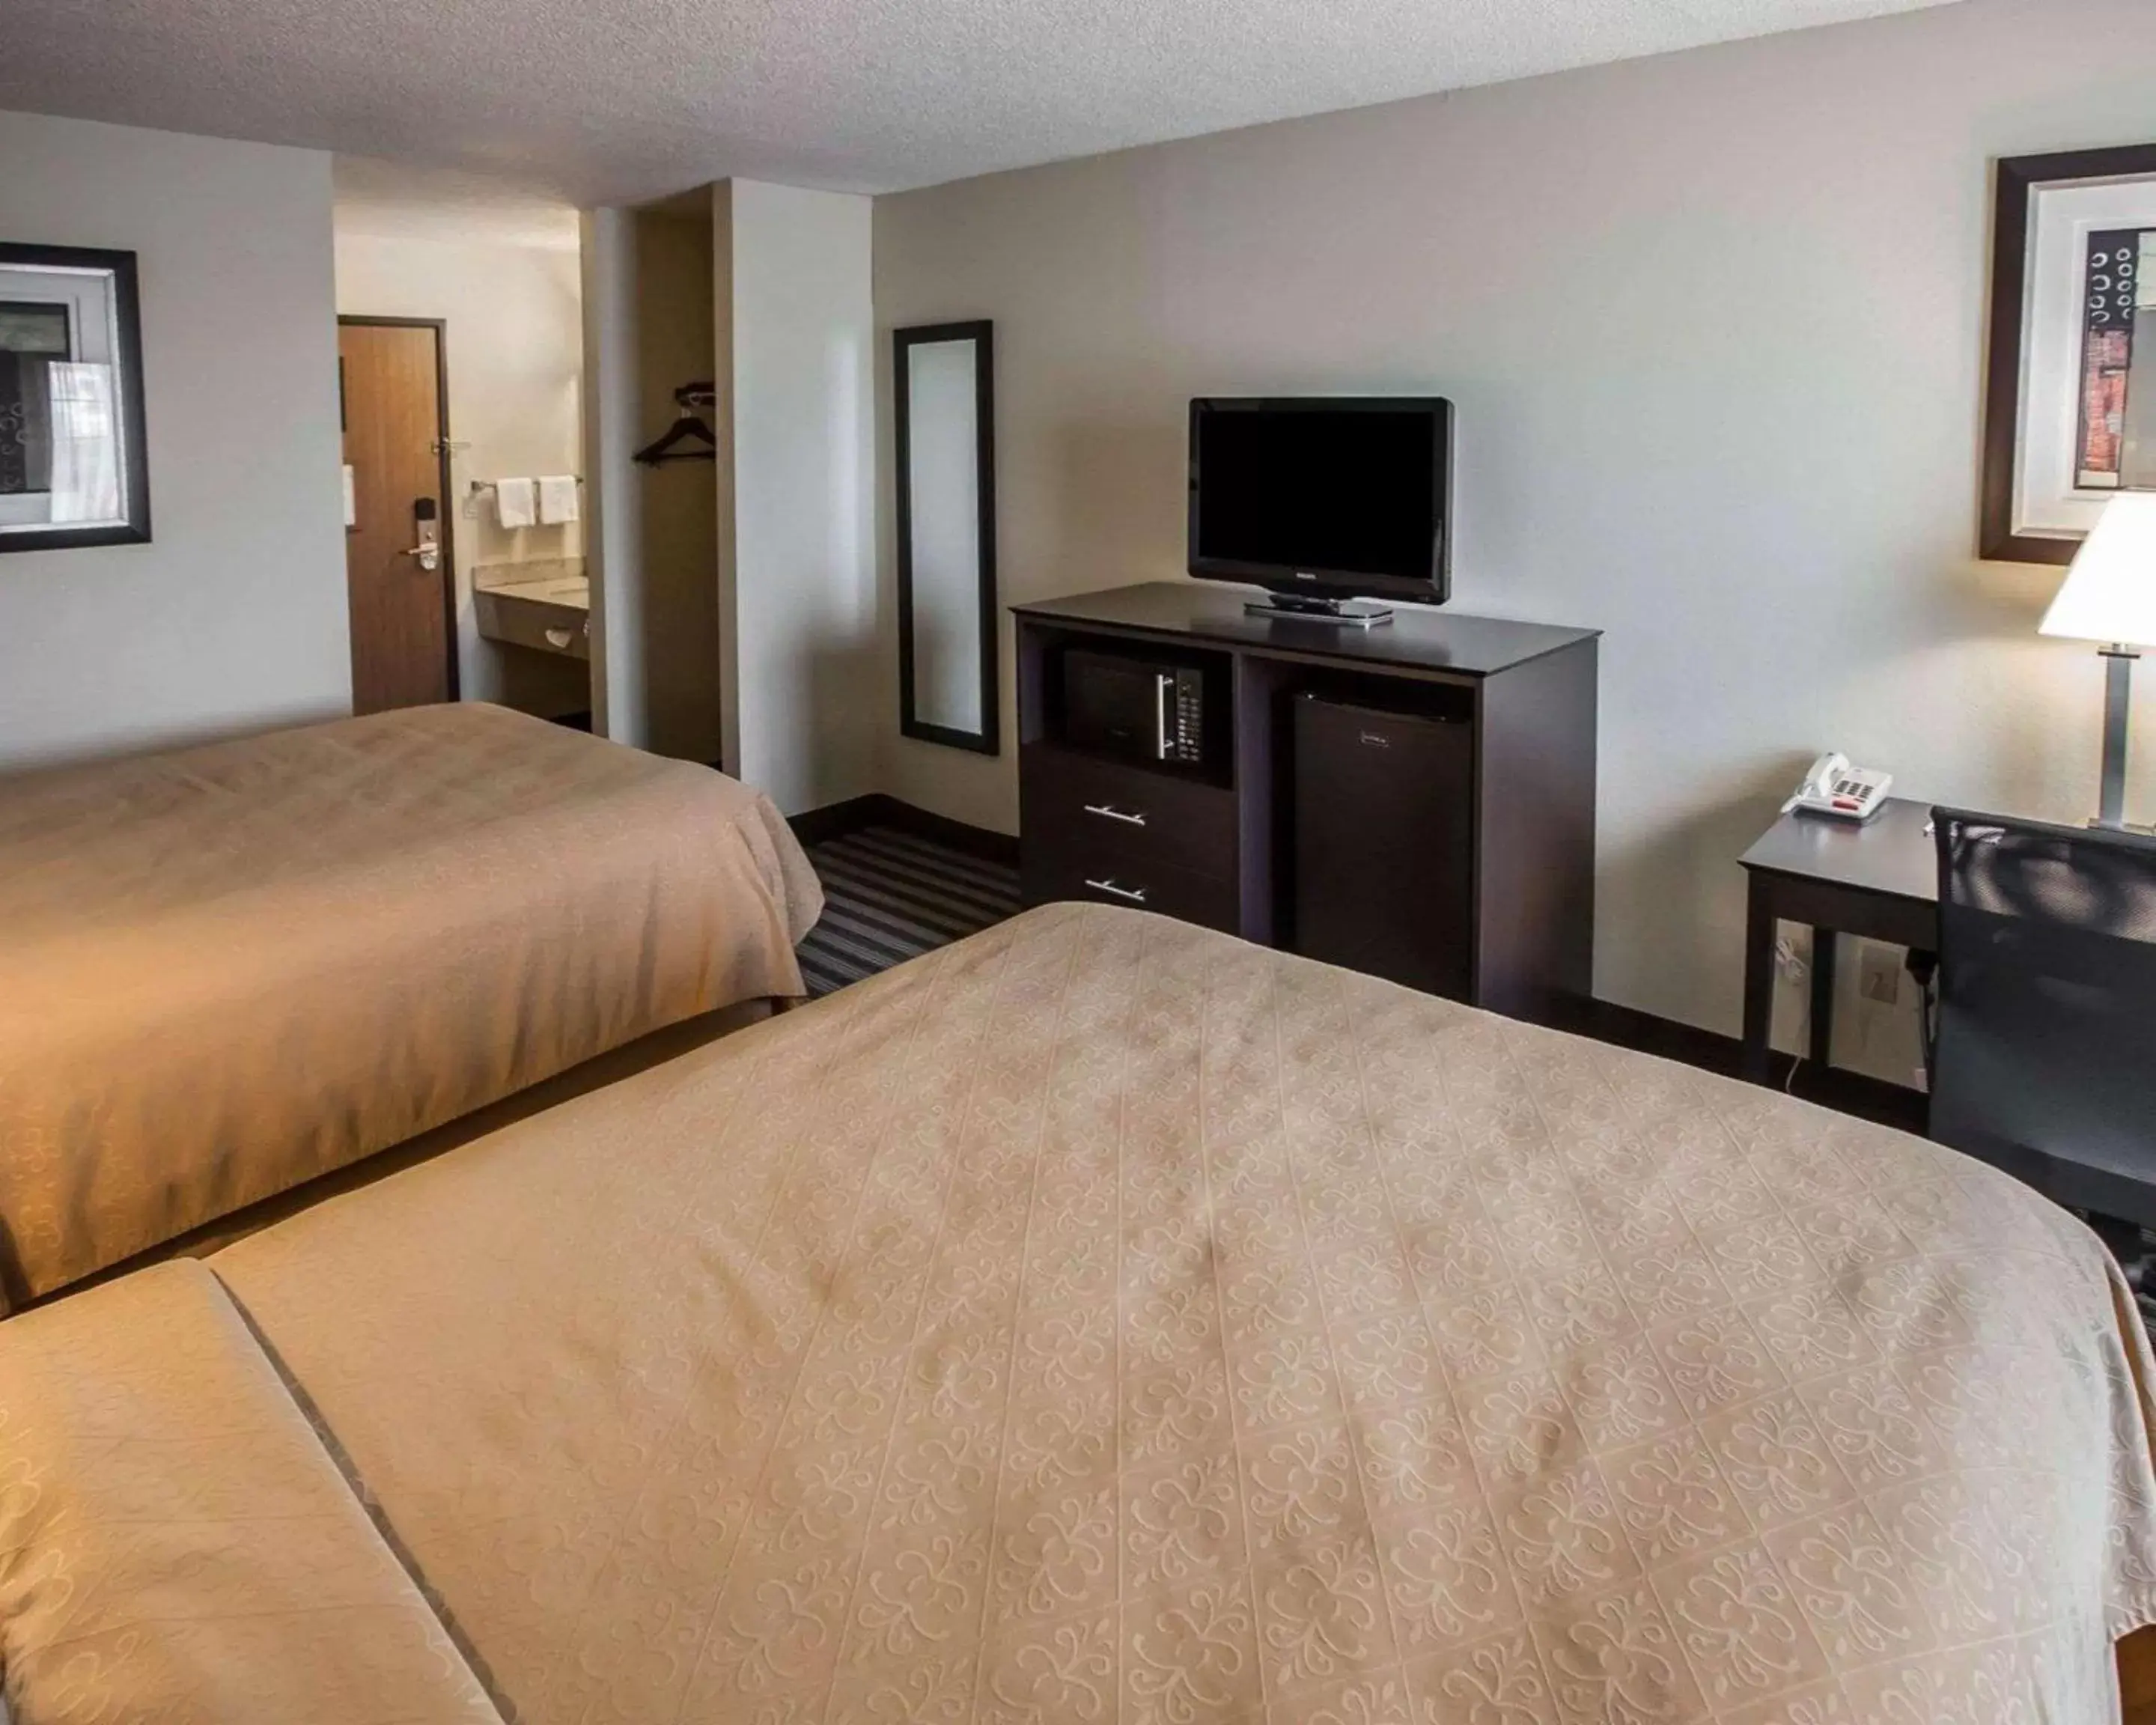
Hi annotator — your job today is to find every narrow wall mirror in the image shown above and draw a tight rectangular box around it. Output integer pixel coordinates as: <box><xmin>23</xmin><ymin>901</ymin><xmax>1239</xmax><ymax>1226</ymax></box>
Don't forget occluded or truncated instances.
<box><xmin>0</xmin><ymin>244</ymin><xmax>151</xmax><ymax>553</ymax></box>
<box><xmin>895</xmin><ymin>320</ymin><xmax>998</xmax><ymax>753</ymax></box>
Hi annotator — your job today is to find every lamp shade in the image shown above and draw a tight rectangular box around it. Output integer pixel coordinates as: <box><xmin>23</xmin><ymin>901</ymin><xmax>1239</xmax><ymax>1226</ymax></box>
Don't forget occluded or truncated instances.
<box><xmin>2040</xmin><ymin>493</ymin><xmax>2156</xmax><ymax>648</ymax></box>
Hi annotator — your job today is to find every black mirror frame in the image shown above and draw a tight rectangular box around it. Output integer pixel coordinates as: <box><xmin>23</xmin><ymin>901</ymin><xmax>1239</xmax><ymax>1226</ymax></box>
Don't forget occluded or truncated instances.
<box><xmin>894</xmin><ymin>319</ymin><xmax>999</xmax><ymax>755</ymax></box>
<box><xmin>0</xmin><ymin>243</ymin><xmax>152</xmax><ymax>554</ymax></box>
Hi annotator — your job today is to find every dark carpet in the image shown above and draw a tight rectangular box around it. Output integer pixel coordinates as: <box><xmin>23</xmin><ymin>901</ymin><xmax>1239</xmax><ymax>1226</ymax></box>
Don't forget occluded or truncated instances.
<box><xmin>795</xmin><ymin>827</ymin><xmax>1022</xmax><ymax>998</ymax></box>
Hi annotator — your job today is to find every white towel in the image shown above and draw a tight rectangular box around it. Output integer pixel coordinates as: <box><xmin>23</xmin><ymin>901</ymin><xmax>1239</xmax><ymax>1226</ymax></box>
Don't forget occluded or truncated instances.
<box><xmin>537</xmin><ymin>475</ymin><xmax>580</xmax><ymax>526</ymax></box>
<box><xmin>494</xmin><ymin>478</ymin><xmax>537</xmax><ymax>529</ymax></box>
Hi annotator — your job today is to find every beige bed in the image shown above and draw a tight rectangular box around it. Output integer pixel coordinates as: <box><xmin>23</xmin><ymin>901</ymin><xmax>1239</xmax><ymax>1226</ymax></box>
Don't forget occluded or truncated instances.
<box><xmin>4</xmin><ymin>904</ymin><xmax>2155</xmax><ymax>1724</ymax></box>
<box><xmin>0</xmin><ymin>702</ymin><xmax>821</xmax><ymax>1304</ymax></box>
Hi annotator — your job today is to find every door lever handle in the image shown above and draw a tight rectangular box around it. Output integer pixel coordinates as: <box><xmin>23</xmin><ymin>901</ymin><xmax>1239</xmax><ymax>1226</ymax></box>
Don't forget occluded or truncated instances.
<box><xmin>404</xmin><ymin>502</ymin><xmax>442</xmax><ymax>573</ymax></box>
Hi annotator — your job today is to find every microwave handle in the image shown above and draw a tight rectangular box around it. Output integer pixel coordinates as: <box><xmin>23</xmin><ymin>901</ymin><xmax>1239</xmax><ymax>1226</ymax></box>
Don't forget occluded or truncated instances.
<box><xmin>1155</xmin><ymin>672</ymin><xmax>1172</xmax><ymax>761</ymax></box>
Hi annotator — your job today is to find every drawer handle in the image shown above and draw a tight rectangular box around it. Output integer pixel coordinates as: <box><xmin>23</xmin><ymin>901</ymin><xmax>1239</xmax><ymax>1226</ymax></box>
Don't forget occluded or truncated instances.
<box><xmin>1082</xmin><ymin>803</ymin><xmax>1148</xmax><ymax>827</ymax></box>
<box><xmin>1083</xmin><ymin>877</ymin><xmax>1148</xmax><ymax>904</ymax></box>
<box><xmin>543</xmin><ymin>627</ymin><xmax>575</xmax><ymax>648</ymax></box>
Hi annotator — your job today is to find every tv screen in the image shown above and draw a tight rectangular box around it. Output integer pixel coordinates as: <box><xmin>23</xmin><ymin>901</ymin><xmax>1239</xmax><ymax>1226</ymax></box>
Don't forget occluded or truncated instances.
<box><xmin>1188</xmin><ymin>398</ymin><xmax>1452</xmax><ymax>604</ymax></box>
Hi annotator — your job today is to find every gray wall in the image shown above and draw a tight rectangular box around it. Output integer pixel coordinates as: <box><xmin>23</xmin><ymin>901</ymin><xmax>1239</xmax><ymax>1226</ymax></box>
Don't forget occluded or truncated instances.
<box><xmin>874</xmin><ymin>0</ymin><xmax>2156</xmax><ymax>1067</ymax></box>
<box><xmin>724</xmin><ymin>180</ymin><xmax>878</xmax><ymax>815</ymax></box>
<box><xmin>0</xmin><ymin>112</ymin><xmax>347</xmax><ymax>769</ymax></box>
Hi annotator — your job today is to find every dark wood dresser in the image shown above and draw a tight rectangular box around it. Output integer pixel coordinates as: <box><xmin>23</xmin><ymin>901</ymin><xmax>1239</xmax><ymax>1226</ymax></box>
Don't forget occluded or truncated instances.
<box><xmin>1014</xmin><ymin>581</ymin><xmax>1599</xmax><ymax>1023</ymax></box>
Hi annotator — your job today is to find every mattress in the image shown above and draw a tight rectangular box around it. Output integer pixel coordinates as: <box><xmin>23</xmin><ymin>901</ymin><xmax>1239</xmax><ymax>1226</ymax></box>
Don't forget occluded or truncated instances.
<box><xmin>0</xmin><ymin>702</ymin><xmax>821</xmax><ymax>1300</ymax></box>
<box><xmin>4</xmin><ymin>904</ymin><xmax>2154</xmax><ymax>1724</ymax></box>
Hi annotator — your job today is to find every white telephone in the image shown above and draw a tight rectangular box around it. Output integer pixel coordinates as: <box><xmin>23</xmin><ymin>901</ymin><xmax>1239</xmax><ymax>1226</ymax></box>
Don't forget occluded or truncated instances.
<box><xmin>1784</xmin><ymin>752</ymin><xmax>1892</xmax><ymax>822</ymax></box>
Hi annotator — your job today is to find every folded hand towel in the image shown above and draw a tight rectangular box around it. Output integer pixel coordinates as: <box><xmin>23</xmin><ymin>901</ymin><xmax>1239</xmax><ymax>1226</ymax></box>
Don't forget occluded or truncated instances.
<box><xmin>538</xmin><ymin>475</ymin><xmax>580</xmax><ymax>526</ymax></box>
<box><xmin>494</xmin><ymin>478</ymin><xmax>537</xmax><ymax>529</ymax></box>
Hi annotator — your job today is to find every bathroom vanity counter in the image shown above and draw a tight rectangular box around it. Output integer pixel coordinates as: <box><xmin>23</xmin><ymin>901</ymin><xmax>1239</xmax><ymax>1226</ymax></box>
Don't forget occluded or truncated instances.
<box><xmin>475</xmin><ymin>560</ymin><xmax>589</xmax><ymax>661</ymax></box>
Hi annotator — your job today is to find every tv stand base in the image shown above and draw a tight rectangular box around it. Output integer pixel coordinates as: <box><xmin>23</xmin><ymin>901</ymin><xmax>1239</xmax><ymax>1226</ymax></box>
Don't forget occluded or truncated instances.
<box><xmin>1243</xmin><ymin>595</ymin><xmax>1395</xmax><ymax>627</ymax></box>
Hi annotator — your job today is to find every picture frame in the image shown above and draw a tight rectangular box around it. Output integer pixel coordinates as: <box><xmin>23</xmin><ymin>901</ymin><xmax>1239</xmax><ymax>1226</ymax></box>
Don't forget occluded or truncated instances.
<box><xmin>1982</xmin><ymin>144</ymin><xmax>2156</xmax><ymax>565</ymax></box>
<box><xmin>0</xmin><ymin>243</ymin><xmax>151</xmax><ymax>553</ymax></box>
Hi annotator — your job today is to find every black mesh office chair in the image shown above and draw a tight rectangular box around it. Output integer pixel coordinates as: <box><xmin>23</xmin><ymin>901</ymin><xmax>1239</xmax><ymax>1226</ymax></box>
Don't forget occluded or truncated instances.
<box><xmin>1931</xmin><ymin>807</ymin><xmax>2156</xmax><ymax>1236</ymax></box>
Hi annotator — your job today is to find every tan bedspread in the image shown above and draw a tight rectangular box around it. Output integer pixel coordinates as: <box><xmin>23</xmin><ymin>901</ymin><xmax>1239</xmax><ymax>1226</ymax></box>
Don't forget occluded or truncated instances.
<box><xmin>184</xmin><ymin>904</ymin><xmax>2156</xmax><ymax>1725</ymax></box>
<box><xmin>0</xmin><ymin>702</ymin><xmax>820</xmax><ymax>1300</ymax></box>
<box><xmin>0</xmin><ymin>1259</ymin><xmax>502</xmax><ymax>1724</ymax></box>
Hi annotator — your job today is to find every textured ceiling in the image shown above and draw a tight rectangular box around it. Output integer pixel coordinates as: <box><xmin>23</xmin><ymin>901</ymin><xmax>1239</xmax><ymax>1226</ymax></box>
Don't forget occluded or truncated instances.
<box><xmin>4</xmin><ymin>0</ymin><xmax>1961</xmax><ymax>204</ymax></box>
<box><xmin>332</xmin><ymin>158</ymin><xmax>582</xmax><ymax>251</ymax></box>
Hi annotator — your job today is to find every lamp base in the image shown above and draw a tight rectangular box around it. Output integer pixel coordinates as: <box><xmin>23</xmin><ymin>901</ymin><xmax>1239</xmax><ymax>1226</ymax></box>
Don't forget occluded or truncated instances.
<box><xmin>2096</xmin><ymin>644</ymin><xmax>2139</xmax><ymax>830</ymax></box>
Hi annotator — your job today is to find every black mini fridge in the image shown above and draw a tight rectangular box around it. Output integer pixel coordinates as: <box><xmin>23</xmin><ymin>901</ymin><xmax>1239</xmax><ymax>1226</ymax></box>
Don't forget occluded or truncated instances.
<box><xmin>1291</xmin><ymin>691</ymin><xmax>1475</xmax><ymax>1000</ymax></box>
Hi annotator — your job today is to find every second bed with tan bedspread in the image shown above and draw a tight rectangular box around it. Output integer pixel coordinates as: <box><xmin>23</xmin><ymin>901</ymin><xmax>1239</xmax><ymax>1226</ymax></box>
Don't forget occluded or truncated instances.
<box><xmin>0</xmin><ymin>702</ymin><xmax>820</xmax><ymax>1301</ymax></box>
<box><xmin>3</xmin><ymin>904</ymin><xmax>2154</xmax><ymax>1723</ymax></box>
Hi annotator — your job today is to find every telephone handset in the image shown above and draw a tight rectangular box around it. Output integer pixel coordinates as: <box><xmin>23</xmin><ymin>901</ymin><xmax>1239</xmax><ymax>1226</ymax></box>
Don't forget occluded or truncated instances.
<box><xmin>1783</xmin><ymin>752</ymin><xmax>1892</xmax><ymax>822</ymax></box>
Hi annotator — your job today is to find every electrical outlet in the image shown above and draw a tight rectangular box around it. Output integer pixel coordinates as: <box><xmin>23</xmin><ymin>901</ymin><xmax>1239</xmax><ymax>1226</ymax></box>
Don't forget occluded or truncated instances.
<box><xmin>1859</xmin><ymin>945</ymin><xmax>1900</xmax><ymax>1005</ymax></box>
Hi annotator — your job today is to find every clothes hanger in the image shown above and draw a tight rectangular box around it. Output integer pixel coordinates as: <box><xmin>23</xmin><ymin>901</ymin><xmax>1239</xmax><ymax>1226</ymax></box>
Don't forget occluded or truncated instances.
<box><xmin>633</xmin><ymin>381</ymin><xmax>719</xmax><ymax>466</ymax></box>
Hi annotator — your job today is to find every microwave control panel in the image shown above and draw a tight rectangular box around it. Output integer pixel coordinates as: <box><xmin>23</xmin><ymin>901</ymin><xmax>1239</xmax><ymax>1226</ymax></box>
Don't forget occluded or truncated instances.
<box><xmin>1164</xmin><ymin>669</ymin><xmax>1205</xmax><ymax>762</ymax></box>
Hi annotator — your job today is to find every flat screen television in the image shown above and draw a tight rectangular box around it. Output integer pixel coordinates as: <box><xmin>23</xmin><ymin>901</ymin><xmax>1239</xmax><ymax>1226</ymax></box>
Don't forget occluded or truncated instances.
<box><xmin>1187</xmin><ymin>397</ymin><xmax>1452</xmax><ymax>621</ymax></box>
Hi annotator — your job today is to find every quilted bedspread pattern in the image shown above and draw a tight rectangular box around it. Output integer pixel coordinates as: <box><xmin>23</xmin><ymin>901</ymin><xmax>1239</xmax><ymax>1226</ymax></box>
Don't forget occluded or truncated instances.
<box><xmin>187</xmin><ymin>904</ymin><xmax>2156</xmax><ymax>1725</ymax></box>
<box><xmin>0</xmin><ymin>701</ymin><xmax>821</xmax><ymax>1300</ymax></box>
<box><xmin>0</xmin><ymin>1261</ymin><xmax>502</xmax><ymax>1723</ymax></box>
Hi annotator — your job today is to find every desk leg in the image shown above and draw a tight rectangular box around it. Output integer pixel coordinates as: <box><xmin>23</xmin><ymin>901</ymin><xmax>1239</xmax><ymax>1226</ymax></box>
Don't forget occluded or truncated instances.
<box><xmin>1742</xmin><ymin>878</ymin><xmax>1776</xmax><ymax>1084</ymax></box>
<box><xmin>1809</xmin><ymin>931</ymin><xmax>1836</xmax><ymax>1071</ymax></box>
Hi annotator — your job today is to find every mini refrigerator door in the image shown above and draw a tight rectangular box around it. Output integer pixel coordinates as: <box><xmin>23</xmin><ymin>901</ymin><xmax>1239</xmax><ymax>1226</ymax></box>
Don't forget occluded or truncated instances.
<box><xmin>1291</xmin><ymin>692</ymin><xmax>1475</xmax><ymax>1000</ymax></box>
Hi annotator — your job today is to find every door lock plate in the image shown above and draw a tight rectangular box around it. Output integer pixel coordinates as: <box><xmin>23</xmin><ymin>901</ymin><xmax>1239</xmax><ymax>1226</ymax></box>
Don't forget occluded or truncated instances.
<box><xmin>406</xmin><ymin>497</ymin><xmax>442</xmax><ymax>571</ymax></box>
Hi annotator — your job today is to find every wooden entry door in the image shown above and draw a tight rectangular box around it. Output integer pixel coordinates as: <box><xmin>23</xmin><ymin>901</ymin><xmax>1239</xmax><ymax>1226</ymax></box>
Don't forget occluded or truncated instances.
<box><xmin>339</xmin><ymin>318</ymin><xmax>454</xmax><ymax>713</ymax></box>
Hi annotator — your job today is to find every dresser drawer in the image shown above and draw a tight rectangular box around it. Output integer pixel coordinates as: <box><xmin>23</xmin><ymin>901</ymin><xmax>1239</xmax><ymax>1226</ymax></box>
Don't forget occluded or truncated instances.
<box><xmin>1023</xmin><ymin>843</ymin><xmax>1240</xmax><ymax>934</ymax></box>
<box><xmin>1020</xmin><ymin>744</ymin><xmax>1236</xmax><ymax>879</ymax></box>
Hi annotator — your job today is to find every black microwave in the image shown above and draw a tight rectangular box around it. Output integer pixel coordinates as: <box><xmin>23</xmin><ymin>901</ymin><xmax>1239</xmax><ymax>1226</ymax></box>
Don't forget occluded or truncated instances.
<box><xmin>1060</xmin><ymin>647</ymin><xmax>1219</xmax><ymax>767</ymax></box>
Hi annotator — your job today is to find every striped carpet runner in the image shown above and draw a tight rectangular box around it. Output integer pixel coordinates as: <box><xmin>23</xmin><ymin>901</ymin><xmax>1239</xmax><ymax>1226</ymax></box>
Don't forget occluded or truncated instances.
<box><xmin>794</xmin><ymin>826</ymin><xmax>1022</xmax><ymax>998</ymax></box>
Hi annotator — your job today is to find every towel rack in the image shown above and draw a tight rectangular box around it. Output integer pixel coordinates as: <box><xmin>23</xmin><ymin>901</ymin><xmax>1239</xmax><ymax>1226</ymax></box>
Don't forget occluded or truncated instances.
<box><xmin>468</xmin><ymin>478</ymin><xmax>584</xmax><ymax>502</ymax></box>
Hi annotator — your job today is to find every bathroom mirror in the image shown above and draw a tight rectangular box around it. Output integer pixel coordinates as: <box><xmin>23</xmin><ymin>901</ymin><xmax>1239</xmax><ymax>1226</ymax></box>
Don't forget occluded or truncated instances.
<box><xmin>0</xmin><ymin>244</ymin><xmax>150</xmax><ymax>553</ymax></box>
<box><xmin>895</xmin><ymin>320</ymin><xmax>998</xmax><ymax>753</ymax></box>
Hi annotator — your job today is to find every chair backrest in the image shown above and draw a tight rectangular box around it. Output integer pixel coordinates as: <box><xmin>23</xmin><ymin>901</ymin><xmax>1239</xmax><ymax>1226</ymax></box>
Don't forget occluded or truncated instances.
<box><xmin>1931</xmin><ymin>806</ymin><xmax>2156</xmax><ymax>1223</ymax></box>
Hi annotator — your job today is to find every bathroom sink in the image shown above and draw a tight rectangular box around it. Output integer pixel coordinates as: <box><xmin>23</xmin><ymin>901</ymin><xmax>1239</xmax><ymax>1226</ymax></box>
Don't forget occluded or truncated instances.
<box><xmin>484</xmin><ymin>574</ymin><xmax>588</xmax><ymax>608</ymax></box>
<box><xmin>474</xmin><ymin>560</ymin><xmax>590</xmax><ymax>660</ymax></box>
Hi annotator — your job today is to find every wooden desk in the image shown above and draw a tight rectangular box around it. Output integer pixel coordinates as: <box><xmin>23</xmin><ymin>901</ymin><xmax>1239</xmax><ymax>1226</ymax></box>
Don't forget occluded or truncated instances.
<box><xmin>1738</xmin><ymin>797</ymin><xmax>1938</xmax><ymax>1084</ymax></box>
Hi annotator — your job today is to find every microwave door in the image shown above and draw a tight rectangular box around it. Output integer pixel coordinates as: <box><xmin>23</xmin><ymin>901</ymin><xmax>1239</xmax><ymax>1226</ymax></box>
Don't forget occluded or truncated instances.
<box><xmin>1063</xmin><ymin>651</ymin><xmax>1209</xmax><ymax>767</ymax></box>
<box><xmin>1097</xmin><ymin>666</ymin><xmax>1147</xmax><ymax>754</ymax></box>
<box><xmin>1069</xmin><ymin>656</ymin><xmax>1143</xmax><ymax>757</ymax></box>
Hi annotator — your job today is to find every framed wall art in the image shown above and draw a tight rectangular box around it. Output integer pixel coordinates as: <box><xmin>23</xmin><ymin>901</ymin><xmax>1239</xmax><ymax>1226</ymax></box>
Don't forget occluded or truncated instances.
<box><xmin>1982</xmin><ymin>144</ymin><xmax>2156</xmax><ymax>565</ymax></box>
<box><xmin>0</xmin><ymin>243</ymin><xmax>150</xmax><ymax>553</ymax></box>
